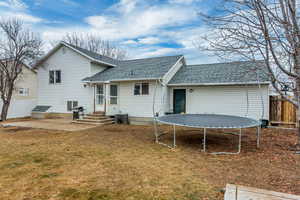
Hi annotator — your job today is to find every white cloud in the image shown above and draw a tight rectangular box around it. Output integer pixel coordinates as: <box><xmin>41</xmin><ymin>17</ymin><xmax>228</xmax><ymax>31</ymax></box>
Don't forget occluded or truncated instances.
<box><xmin>0</xmin><ymin>0</ymin><xmax>43</xmax><ymax>23</ymax></box>
<box><xmin>83</xmin><ymin>5</ymin><xmax>197</xmax><ymax>40</ymax></box>
<box><xmin>1</xmin><ymin>11</ymin><xmax>43</xmax><ymax>23</ymax></box>
<box><xmin>133</xmin><ymin>47</ymin><xmax>178</xmax><ymax>58</ymax></box>
<box><xmin>111</xmin><ymin>0</ymin><xmax>138</xmax><ymax>14</ymax></box>
<box><xmin>138</xmin><ymin>37</ymin><xmax>161</xmax><ymax>45</ymax></box>
<box><xmin>0</xmin><ymin>0</ymin><xmax>27</xmax><ymax>10</ymax></box>
<box><xmin>122</xmin><ymin>40</ymin><xmax>138</xmax><ymax>45</ymax></box>
<box><xmin>39</xmin><ymin>0</ymin><xmax>217</xmax><ymax>63</ymax></box>
<box><xmin>0</xmin><ymin>1</ymin><xmax>9</xmax><ymax>7</ymax></box>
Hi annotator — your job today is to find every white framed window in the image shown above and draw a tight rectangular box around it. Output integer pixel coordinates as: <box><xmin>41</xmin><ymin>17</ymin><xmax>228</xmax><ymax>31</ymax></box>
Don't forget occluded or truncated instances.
<box><xmin>134</xmin><ymin>83</ymin><xmax>149</xmax><ymax>95</ymax></box>
<box><xmin>67</xmin><ymin>101</ymin><xmax>78</xmax><ymax>111</ymax></box>
<box><xmin>49</xmin><ymin>70</ymin><xmax>61</xmax><ymax>84</ymax></box>
<box><xmin>110</xmin><ymin>85</ymin><xmax>118</xmax><ymax>105</ymax></box>
<box><xmin>18</xmin><ymin>88</ymin><xmax>29</xmax><ymax>96</ymax></box>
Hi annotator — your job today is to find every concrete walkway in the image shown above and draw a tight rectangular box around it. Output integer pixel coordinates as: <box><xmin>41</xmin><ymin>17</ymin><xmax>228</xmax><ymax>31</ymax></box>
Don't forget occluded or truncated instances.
<box><xmin>1</xmin><ymin>118</ymin><xmax>97</xmax><ymax>131</ymax></box>
<box><xmin>225</xmin><ymin>184</ymin><xmax>300</xmax><ymax>200</ymax></box>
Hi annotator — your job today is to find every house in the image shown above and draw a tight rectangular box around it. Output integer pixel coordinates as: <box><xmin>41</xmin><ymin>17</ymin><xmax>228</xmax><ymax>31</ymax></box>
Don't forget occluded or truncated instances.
<box><xmin>33</xmin><ymin>41</ymin><xmax>270</xmax><ymax>124</ymax></box>
<box><xmin>0</xmin><ymin>63</ymin><xmax>37</xmax><ymax>119</ymax></box>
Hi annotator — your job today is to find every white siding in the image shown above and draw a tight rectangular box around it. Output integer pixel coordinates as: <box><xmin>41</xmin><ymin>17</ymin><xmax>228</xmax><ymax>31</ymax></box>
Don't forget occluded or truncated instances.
<box><xmin>169</xmin><ymin>85</ymin><xmax>269</xmax><ymax>120</ymax></box>
<box><xmin>37</xmin><ymin>46</ymin><xmax>95</xmax><ymax>113</ymax></box>
<box><xmin>14</xmin><ymin>67</ymin><xmax>37</xmax><ymax>100</ymax></box>
<box><xmin>0</xmin><ymin>99</ymin><xmax>37</xmax><ymax>119</ymax></box>
<box><xmin>90</xmin><ymin>63</ymin><xmax>107</xmax><ymax>75</ymax></box>
<box><xmin>106</xmin><ymin>81</ymin><xmax>164</xmax><ymax>117</ymax></box>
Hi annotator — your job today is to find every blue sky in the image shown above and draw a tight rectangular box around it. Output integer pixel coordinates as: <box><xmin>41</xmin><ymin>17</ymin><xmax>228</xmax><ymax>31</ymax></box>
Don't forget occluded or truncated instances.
<box><xmin>0</xmin><ymin>0</ymin><xmax>222</xmax><ymax>64</ymax></box>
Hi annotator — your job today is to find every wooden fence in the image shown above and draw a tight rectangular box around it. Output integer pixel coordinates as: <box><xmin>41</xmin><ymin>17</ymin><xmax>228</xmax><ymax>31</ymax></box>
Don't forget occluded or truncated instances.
<box><xmin>269</xmin><ymin>96</ymin><xmax>297</xmax><ymax>127</ymax></box>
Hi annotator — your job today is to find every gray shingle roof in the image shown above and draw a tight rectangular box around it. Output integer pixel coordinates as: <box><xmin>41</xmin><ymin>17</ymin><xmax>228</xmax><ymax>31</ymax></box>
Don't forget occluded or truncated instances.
<box><xmin>83</xmin><ymin>55</ymin><xmax>183</xmax><ymax>82</ymax></box>
<box><xmin>66</xmin><ymin>43</ymin><xmax>119</xmax><ymax>66</ymax></box>
<box><xmin>169</xmin><ymin>61</ymin><xmax>270</xmax><ymax>85</ymax></box>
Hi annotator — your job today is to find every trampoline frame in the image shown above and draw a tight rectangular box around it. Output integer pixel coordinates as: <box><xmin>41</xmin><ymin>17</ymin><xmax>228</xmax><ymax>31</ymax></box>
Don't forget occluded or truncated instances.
<box><xmin>154</xmin><ymin>114</ymin><xmax>261</xmax><ymax>155</ymax></box>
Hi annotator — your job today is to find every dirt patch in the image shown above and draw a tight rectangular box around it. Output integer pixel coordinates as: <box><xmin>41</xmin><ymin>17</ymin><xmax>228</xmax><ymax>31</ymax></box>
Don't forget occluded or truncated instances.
<box><xmin>0</xmin><ymin>125</ymin><xmax>299</xmax><ymax>200</ymax></box>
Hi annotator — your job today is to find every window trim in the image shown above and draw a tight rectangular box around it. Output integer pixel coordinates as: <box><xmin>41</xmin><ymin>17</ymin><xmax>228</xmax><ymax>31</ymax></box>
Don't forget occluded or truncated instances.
<box><xmin>134</xmin><ymin>82</ymin><xmax>149</xmax><ymax>96</ymax></box>
<box><xmin>49</xmin><ymin>70</ymin><xmax>62</xmax><ymax>84</ymax></box>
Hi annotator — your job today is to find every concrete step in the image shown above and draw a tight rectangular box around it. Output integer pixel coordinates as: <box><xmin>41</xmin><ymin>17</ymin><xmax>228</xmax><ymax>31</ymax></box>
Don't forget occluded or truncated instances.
<box><xmin>77</xmin><ymin>118</ymin><xmax>114</xmax><ymax>123</ymax></box>
<box><xmin>93</xmin><ymin>111</ymin><xmax>105</xmax><ymax>115</ymax></box>
<box><xmin>72</xmin><ymin>120</ymin><xmax>114</xmax><ymax>126</ymax></box>
<box><xmin>87</xmin><ymin>113</ymin><xmax>105</xmax><ymax>117</ymax></box>
<box><xmin>83</xmin><ymin>116</ymin><xmax>108</xmax><ymax>120</ymax></box>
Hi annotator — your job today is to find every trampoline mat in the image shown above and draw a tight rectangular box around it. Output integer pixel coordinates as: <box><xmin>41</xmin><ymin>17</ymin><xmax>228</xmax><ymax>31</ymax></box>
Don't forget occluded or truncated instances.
<box><xmin>157</xmin><ymin>114</ymin><xmax>260</xmax><ymax>128</ymax></box>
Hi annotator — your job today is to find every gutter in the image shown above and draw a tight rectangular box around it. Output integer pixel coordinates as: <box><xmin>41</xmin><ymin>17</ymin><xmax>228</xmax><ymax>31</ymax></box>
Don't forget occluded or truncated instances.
<box><xmin>82</xmin><ymin>77</ymin><xmax>160</xmax><ymax>84</ymax></box>
<box><xmin>167</xmin><ymin>81</ymin><xmax>271</xmax><ymax>86</ymax></box>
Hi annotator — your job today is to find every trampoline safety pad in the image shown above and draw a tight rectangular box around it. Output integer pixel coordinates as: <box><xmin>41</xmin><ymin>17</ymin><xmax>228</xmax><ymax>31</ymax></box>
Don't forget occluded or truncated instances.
<box><xmin>157</xmin><ymin>114</ymin><xmax>261</xmax><ymax>129</ymax></box>
<box><xmin>154</xmin><ymin>114</ymin><xmax>261</xmax><ymax>154</ymax></box>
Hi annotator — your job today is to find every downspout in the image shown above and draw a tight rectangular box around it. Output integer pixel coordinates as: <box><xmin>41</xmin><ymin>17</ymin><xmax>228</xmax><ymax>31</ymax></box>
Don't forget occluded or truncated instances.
<box><xmin>93</xmin><ymin>83</ymin><xmax>96</xmax><ymax>113</ymax></box>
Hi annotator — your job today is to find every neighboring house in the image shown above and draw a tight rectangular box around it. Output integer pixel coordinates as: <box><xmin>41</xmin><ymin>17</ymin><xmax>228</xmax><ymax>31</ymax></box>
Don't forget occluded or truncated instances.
<box><xmin>33</xmin><ymin>42</ymin><xmax>270</xmax><ymax>124</ymax></box>
<box><xmin>0</xmin><ymin>63</ymin><xmax>37</xmax><ymax>119</ymax></box>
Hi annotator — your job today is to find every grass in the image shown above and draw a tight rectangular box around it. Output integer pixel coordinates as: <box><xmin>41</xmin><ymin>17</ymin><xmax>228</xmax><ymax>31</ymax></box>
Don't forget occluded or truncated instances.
<box><xmin>0</xmin><ymin>124</ymin><xmax>299</xmax><ymax>200</ymax></box>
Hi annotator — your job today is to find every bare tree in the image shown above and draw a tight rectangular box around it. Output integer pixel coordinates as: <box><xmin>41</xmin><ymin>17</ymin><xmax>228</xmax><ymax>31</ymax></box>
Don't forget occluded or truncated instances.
<box><xmin>53</xmin><ymin>32</ymin><xmax>127</xmax><ymax>60</ymax></box>
<box><xmin>0</xmin><ymin>18</ymin><xmax>43</xmax><ymax>120</ymax></box>
<box><xmin>198</xmin><ymin>0</ymin><xmax>300</xmax><ymax>149</ymax></box>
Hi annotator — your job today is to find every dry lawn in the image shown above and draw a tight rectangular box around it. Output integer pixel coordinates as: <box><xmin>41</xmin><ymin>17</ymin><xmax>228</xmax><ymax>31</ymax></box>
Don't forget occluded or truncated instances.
<box><xmin>0</xmin><ymin>124</ymin><xmax>299</xmax><ymax>200</ymax></box>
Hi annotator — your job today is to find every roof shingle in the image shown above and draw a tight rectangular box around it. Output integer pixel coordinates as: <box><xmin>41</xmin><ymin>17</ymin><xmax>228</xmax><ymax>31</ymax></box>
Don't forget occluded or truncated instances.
<box><xmin>83</xmin><ymin>55</ymin><xmax>183</xmax><ymax>82</ymax></box>
<box><xmin>168</xmin><ymin>61</ymin><xmax>270</xmax><ymax>85</ymax></box>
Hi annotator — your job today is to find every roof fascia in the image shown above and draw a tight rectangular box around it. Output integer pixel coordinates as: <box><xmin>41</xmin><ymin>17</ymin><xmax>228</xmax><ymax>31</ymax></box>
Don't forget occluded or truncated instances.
<box><xmin>167</xmin><ymin>81</ymin><xmax>271</xmax><ymax>86</ymax></box>
<box><xmin>161</xmin><ymin>56</ymin><xmax>184</xmax><ymax>84</ymax></box>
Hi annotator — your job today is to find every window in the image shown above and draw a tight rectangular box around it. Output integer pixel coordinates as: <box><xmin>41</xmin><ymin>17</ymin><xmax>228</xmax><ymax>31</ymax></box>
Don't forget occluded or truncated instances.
<box><xmin>18</xmin><ymin>88</ymin><xmax>29</xmax><ymax>96</ymax></box>
<box><xmin>67</xmin><ymin>101</ymin><xmax>78</xmax><ymax>111</ymax></box>
<box><xmin>134</xmin><ymin>83</ymin><xmax>149</xmax><ymax>95</ymax></box>
<box><xmin>49</xmin><ymin>70</ymin><xmax>61</xmax><ymax>84</ymax></box>
<box><xmin>110</xmin><ymin>85</ymin><xmax>118</xmax><ymax>105</ymax></box>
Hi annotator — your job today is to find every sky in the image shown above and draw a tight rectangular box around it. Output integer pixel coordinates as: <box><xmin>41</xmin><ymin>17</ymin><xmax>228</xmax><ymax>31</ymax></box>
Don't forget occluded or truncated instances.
<box><xmin>0</xmin><ymin>0</ymin><xmax>222</xmax><ymax>64</ymax></box>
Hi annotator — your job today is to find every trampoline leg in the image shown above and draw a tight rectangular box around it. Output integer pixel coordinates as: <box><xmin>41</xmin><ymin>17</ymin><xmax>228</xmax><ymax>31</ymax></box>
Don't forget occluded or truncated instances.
<box><xmin>256</xmin><ymin>126</ymin><xmax>261</xmax><ymax>148</ymax></box>
<box><xmin>238</xmin><ymin>128</ymin><xmax>242</xmax><ymax>154</ymax></box>
<box><xmin>173</xmin><ymin>124</ymin><xmax>176</xmax><ymax>148</ymax></box>
<box><xmin>154</xmin><ymin>119</ymin><xmax>159</xmax><ymax>143</ymax></box>
<box><xmin>202</xmin><ymin>128</ymin><xmax>206</xmax><ymax>152</ymax></box>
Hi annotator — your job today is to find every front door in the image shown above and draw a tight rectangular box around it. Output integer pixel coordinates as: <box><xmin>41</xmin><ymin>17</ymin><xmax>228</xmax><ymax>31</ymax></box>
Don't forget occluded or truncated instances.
<box><xmin>173</xmin><ymin>89</ymin><xmax>186</xmax><ymax>114</ymax></box>
<box><xmin>95</xmin><ymin>84</ymin><xmax>105</xmax><ymax>112</ymax></box>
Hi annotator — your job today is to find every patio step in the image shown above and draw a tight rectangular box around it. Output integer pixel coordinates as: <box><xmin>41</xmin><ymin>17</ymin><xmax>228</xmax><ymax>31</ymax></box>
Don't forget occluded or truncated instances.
<box><xmin>84</xmin><ymin>116</ymin><xmax>108</xmax><ymax>120</ymax></box>
<box><xmin>72</xmin><ymin>120</ymin><xmax>114</xmax><ymax>126</ymax></box>
<box><xmin>86</xmin><ymin>113</ymin><xmax>105</xmax><ymax>117</ymax></box>
<box><xmin>77</xmin><ymin>118</ymin><xmax>114</xmax><ymax>123</ymax></box>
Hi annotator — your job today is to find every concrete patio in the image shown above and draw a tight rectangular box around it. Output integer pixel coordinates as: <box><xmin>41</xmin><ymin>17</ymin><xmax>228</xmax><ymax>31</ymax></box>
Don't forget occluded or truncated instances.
<box><xmin>1</xmin><ymin>118</ymin><xmax>97</xmax><ymax>131</ymax></box>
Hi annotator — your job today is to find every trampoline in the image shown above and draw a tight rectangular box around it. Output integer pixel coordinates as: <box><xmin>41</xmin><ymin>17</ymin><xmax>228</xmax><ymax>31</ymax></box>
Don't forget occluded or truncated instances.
<box><xmin>154</xmin><ymin>114</ymin><xmax>261</xmax><ymax>154</ymax></box>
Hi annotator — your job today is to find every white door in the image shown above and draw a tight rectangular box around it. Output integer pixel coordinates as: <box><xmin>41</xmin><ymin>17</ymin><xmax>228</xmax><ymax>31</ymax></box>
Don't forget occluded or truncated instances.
<box><xmin>95</xmin><ymin>84</ymin><xmax>105</xmax><ymax>112</ymax></box>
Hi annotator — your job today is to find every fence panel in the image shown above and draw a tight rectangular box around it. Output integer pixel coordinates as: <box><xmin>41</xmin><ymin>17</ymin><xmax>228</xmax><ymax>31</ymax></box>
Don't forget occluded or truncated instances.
<box><xmin>269</xmin><ymin>96</ymin><xmax>297</xmax><ymax>127</ymax></box>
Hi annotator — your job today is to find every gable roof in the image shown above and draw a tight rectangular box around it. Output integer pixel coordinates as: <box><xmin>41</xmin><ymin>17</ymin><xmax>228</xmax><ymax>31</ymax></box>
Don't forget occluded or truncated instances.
<box><xmin>168</xmin><ymin>61</ymin><xmax>270</xmax><ymax>85</ymax></box>
<box><xmin>83</xmin><ymin>55</ymin><xmax>183</xmax><ymax>82</ymax></box>
<box><xmin>67</xmin><ymin>43</ymin><xmax>119</xmax><ymax>66</ymax></box>
<box><xmin>33</xmin><ymin>41</ymin><xmax>117</xmax><ymax>68</ymax></box>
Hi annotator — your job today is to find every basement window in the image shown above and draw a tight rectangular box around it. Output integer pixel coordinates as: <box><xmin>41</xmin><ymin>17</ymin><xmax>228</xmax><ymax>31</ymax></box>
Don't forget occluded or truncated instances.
<box><xmin>49</xmin><ymin>70</ymin><xmax>61</xmax><ymax>84</ymax></box>
<box><xmin>134</xmin><ymin>83</ymin><xmax>149</xmax><ymax>95</ymax></box>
